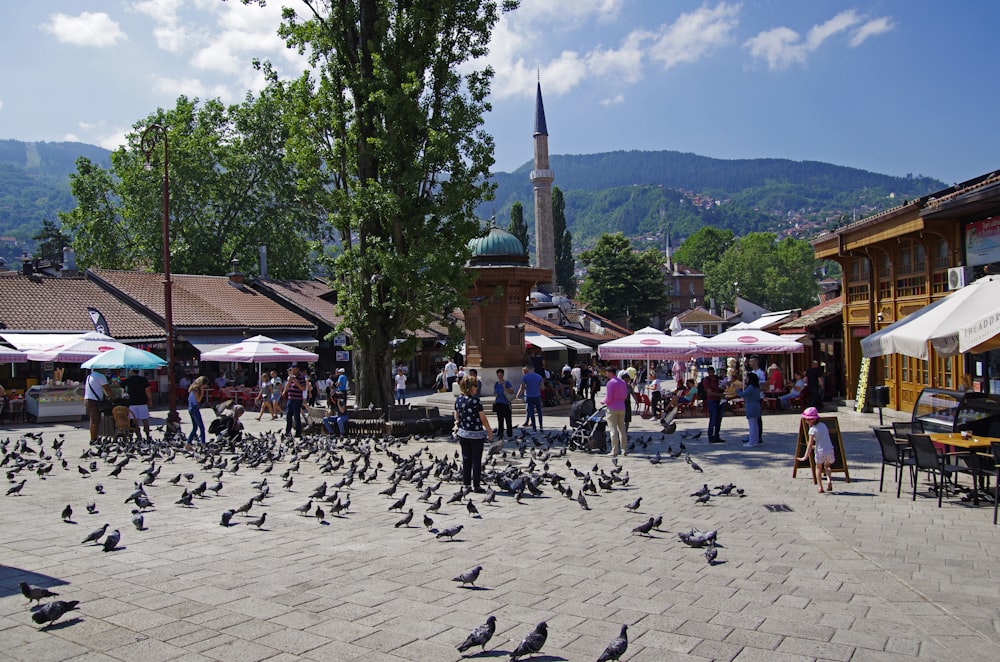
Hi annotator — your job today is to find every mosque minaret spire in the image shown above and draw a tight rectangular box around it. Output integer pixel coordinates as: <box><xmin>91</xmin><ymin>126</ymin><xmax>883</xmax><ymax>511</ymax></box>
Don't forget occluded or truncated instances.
<box><xmin>531</xmin><ymin>76</ymin><xmax>555</xmax><ymax>290</ymax></box>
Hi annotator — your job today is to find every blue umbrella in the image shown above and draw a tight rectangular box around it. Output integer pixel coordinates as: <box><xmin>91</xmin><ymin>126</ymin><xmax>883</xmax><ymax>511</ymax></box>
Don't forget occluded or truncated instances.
<box><xmin>81</xmin><ymin>346</ymin><xmax>167</xmax><ymax>370</ymax></box>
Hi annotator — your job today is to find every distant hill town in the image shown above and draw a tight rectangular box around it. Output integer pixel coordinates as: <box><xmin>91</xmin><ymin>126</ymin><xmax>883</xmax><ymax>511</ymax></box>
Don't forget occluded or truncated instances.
<box><xmin>0</xmin><ymin>138</ymin><xmax>945</xmax><ymax>263</ymax></box>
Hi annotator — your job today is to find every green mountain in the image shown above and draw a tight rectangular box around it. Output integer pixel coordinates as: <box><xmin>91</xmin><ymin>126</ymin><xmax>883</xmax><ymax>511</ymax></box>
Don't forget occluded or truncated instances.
<box><xmin>0</xmin><ymin>139</ymin><xmax>111</xmax><ymax>263</ymax></box>
<box><xmin>481</xmin><ymin>150</ymin><xmax>946</xmax><ymax>251</ymax></box>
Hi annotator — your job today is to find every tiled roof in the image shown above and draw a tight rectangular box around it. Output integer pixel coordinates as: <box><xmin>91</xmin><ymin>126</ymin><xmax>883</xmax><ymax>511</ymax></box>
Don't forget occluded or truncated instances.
<box><xmin>254</xmin><ymin>279</ymin><xmax>342</xmax><ymax>329</ymax></box>
<box><xmin>0</xmin><ymin>271</ymin><xmax>163</xmax><ymax>340</ymax></box>
<box><xmin>678</xmin><ymin>307</ymin><xmax>727</xmax><ymax>323</ymax></box>
<box><xmin>89</xmin><ymin>269</ymin><xmax>314</xmax><ymax>331</ymax></box>
<box><xmin>525</xmin><ymin>310</ymin><xmax>626</xmax><ymax>345</ymax></box>
<box><xmin>779</xmin><ymin>296</ymin><xmax>844</xmax><ymax>331</ymax></box>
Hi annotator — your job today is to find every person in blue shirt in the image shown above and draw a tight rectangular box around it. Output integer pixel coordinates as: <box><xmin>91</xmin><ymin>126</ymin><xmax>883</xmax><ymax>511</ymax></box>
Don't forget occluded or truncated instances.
<box><xmin>515</xmin><ymin>366</ymin><xmax>545</xmax><ymax>431</ymax></box>
<box><xmin>737</xmin><ymin>372</ymin><xmax>766</xmax><ymax>448</ymax></box>
<box><xmin>334</xmin><ymin>368</ymin><xmax>349</xmax><ymax>397</ymax></box>
<box><xmin>493</xmin><ymin>368</ymin><xmax>514</xmax><ymax>439</ymax></box>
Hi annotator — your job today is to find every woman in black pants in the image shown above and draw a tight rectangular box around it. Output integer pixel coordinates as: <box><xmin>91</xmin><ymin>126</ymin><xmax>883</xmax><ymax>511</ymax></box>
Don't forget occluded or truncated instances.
<box><xmin>453</xmin><ymin>375</ymin><xmax>494</xmax><ymax>492</ymax></box>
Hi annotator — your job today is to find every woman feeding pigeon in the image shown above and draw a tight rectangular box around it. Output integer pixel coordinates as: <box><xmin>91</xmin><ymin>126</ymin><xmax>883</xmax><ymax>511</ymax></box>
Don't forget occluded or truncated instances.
<box><xmin>452</xmin><ymin>375</ymin><xmax>493</xmax><ymax>493</ymax></box>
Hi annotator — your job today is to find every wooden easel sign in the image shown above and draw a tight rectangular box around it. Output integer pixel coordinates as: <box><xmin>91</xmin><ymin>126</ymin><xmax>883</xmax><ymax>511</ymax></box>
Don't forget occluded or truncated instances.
<box><xmin>792</xmin><ymin>415</ymin><xmax>851</xmax><ymax>484</ymax></box>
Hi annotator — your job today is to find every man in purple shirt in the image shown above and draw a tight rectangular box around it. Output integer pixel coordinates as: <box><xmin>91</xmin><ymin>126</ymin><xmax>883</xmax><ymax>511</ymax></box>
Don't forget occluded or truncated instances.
<box><xmin>602</xmin><ymin>366</ymin><xmax>629</xmax><ymax>456</ymax></box>
<box><xmin>515</xmin><ymin>366</ymin><xmax>545</xmax><ymax>431</ymax></box>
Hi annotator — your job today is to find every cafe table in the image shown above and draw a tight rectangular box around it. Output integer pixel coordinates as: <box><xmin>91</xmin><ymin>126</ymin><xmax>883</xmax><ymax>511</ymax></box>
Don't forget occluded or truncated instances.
<box><xmin>928</xmin><ymin>433</ymin><xmax>999</xmax><ymax>505</ymax></box>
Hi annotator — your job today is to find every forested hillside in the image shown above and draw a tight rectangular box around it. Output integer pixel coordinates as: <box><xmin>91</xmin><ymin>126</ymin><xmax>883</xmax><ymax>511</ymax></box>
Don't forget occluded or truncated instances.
<box><xmin>481</xmin><ymin>150</ymin><xmax>945</xmax><ymax>250</ymax></box>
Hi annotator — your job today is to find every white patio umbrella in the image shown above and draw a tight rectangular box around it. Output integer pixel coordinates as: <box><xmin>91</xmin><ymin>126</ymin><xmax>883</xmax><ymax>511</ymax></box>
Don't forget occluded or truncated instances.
<box><xmin>696</xmin><ymin>324</ymin><xmax>804</xmax><ymax>357</ymax></box>
<box><xmin>198</xmin><ymin>335</ymin><xmax>319</xmax><ymax>364</ymax></box>
<box><xmin>861</xmin><ymin>275</ymin><xmax>1000</xmax><ymax>359</ymax></box>
<box><xmin>598</xmin><ymin>326</ymin><xmax>700</xmax><ymax>361</ymax></box>
<box><xmin>27</xmin><ymin>332</ymin><xmax>127</xmax><ymax>363</ymax></box>
<box><xmin>668</xmin><ymin>316</ymin><xmax>684</xmax><ymax>334</ymax></box>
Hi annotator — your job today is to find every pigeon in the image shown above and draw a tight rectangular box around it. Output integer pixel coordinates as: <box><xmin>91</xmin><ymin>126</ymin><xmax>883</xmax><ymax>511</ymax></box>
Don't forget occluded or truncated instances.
<box><xmin>6</xmin><ymin>479</ymin><xmax>26</xmax><ymax>496</ymax></box>
<box><xmin>175</xmin><ymin>491</ymin><xmax>194</xmax><ymax>507</ymax></box>
<box><xmin>102</xmin><ymin>529</ymin><xmax>121</xmax><ymax>552</ymax></box>
<box><xmin>423</xmin><ymin>513</ymin><xmax>434</xmax><ymax>530</ymax></box>
<box><xmin>695</xmin><ymin>493</ymin><xmax>711</xmax><ymax>505</ymax></box>
<box><xmin>19</xmin><ymin>582</ymin><xmax>58</xmax><ymax>605</ymax></box>
<box><xmin>509</xmin><ymin>621</ymin><xmax>548</xmax><ymax>661</ymax></box>
<box><xmin>77</xmin><ymin>465</ymin><xmax>90</xmax><ymax>477</ymax></box>
<box><xmin>624</xmin><ymin>497</ymin><xmax>641</xmax><ymax>512</ymax></box>
<box><xmin>704</xmin><ymin>545</ymin><xmax>718</xmax><ymax>565</ymax></box>
<box><xmin>457</xmin><ymin>615</ymin><xmax>497</xmax><ymax>654</ymax></box>
<box><xmin>691</xmin><ymin>484</ymin><xmax>709</xmax><ymax>497</ymax></box>
<box><xmin>632</xmin><ymin>517</ymin><xmax>655</xmax><ymax>536</ymax></box>
<box><xmin>452</xmin><ymin>565</ymin><xmax>482</xmax><ymax>586</ymax></box>
<box><xmin>436</xmin><ymin>524</ymin><xmax>463</xmax><ymax>540</ymax></box>
<box><xmin>220</xmin><ymin>509</ymin><xmax>235</xmax><ymax>527</ymax></box>
<box><xmin>577</xmin><ymin>491</ymin><xmax>590</xmax><ymax>510</ymax></box>
<box><xmin>394</xmin><ymin>508</ymin><xmax>413</xmax><ymax>528</ymax></box>
<box><xmin>388</xmin><ymin>493</ymin><xmax>408</xmax><ymax>512</ymax></box>
<box><xmin>61</xmin><ymin>504</ymin><xmax>73</xmax><ymax>522</ymax></box>
<box><xmin>82</xmin><ymin>523</ymin><xmax>108</xmax><ymax>545</ymax></box>
<box><xmin>314</xmin><ymin>506</ymin><xmax>325</xmax><ymax>522</ymax></box>
<box><xmin>246</xmin><ymin>512</ymin><xmax>267</xmax><ymax>528</ymax></box>
<box><xmin>31</xmin><ymin>600</ymin><xmax>80</xmax><ymax>627</ymax></box>
<box><xmin>466</xmin><ymin>499</ymin><xmax>480</xmax><ymax>517</ymax></box>
<box><xmin>426</xmin><ymin>496</ymin><xmax>442</xmax><ymax>513</ymax></box>
<box><xmin>482</xmin><ymin>488</ymin><xmax>497</xmax><ymax>504</ymax></box>
<box><xmin>294</xmin><ymin>500</ymin><xmax>313</xmax><ymax>516</ymax></box>
<box><xmin>131</xmin><ymin>510</ymin><xmax>145</xmax><ymax>531</ymax></box>
<box><xmin>86</xmin><ymin>502</ymin><xmax>98</xmax><ymax>514</ymax></box>
<box><xmin>95</xmin><ymin>483</ymin><xmax>105</xmax><ymax>494</ymax></box>
<box><xmin>651</xmin><ymin>515</ymin><xmax>663</xmax><ymax>530</ymax></box>
<box><xmin>234</xmin><ymin>499</ymin><xmax>254</xmax><ymax>516</ymax></box>
<box><xmin>689</xmin><ymin>459</ymin><xmax>703</xmax><ymax>473</ymax></box>
<box><xmin>597</xmin><ymin>624</ymin><xmax>629</xmax><ymax>662</ymax></box>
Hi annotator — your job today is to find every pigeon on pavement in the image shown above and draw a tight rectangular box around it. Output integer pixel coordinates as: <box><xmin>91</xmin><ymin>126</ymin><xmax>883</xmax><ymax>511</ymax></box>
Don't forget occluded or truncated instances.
<box><xmin>394</xmin><ymin>508</ymin><xmax>414</xmax><ymax>528</ymax></box>
<box><xmin>19</xmin><ymin>582</ymin><xmax>58</xmax><ymax>605</ymax></box>
<box><xmin>246</xmin><ymin>512</ymin><xmax>267</xmax><ymax>528</ymax></box>
<box><xmin>456</xmin><ymin>615</ymin><xmax>497</xmax><ymax>654</ymax></box>
<box><xmin>452</xmin><ymin>565</ymin><xmax>483</xmax><ymax>586</ymax></box>
<box><xmin>436</xmin><ymin>524</ymin><xmax>463</xmax><ymax>540</ymax></box>
<box><xmin>509</xmin><ymin>621</ymin><xmax>548</xmax><ymax>661</ymax></box>
<box><xmin>632</xmin><ymin>517</ymin><xmax>655</xmax><ymax>536</ymax></box>
<box><xmin>82</xmin><ymin>523</ymin><xmax>108</xmax><ymax>545</ymax></box>
<box><xmin>596</xmin><ymin>624</ymin><xmax>629</xmax><ymax>662</ymax></box>
<box><xmin>131</xmin><ymin>510</ymin><xmax>145</xmax><ymax>530</ymax></box>
<box><xmin>624</xmin><ymin>497</ymin><xmax>641</xmax><ymax>511</ymax></box>
<box><xmin>220</xmin><ymin>509</ymin><xmax>235</xmax><ymax>527</ymax></box>
<box><xmin>31</xmin><ymin>600</ymin><xmax>80</xmax><ymax>627</ymax></box>
<box><xmin>61</xmin><ymin>504</ymin><xmax>73</xmax><ymax>522</ymax></box>
<box><xmin>102</xmin><ymin>529</ymin><xmax>121</xmax><ymax>552</ymax></box>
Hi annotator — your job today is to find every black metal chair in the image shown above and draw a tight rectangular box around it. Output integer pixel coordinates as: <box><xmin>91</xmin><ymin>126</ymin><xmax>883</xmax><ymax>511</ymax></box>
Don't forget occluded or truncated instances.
<box><xmin>908</xmin><ymin>433</ymin><xmax>970</xmax><ymax>507</ymax></box>
<box><xmin>892</xmin><ymin>420</ymin><xmax>921</xmax><ymax>442</ymax></box>
<box><xmin>873</xmin><ymin>427</ymin><xmax>914</xmax><ymax>497</ymax></box>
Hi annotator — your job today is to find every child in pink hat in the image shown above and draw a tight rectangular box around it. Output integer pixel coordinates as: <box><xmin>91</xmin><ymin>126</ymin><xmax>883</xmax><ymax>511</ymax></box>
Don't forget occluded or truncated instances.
<box><xmin>798</xmin><ymin>407</ymin><xmax>835</xmax><ymax>493</ymax></box>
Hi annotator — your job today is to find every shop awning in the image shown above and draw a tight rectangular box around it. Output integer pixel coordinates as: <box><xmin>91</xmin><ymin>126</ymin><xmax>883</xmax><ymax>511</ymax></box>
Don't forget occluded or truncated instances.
<box><xmin>0</xmin><ymin>332</ymin><xmax>85</xmax><ymax>351</ymax></box>
<box><xmin>552</xmin><ymin>337</ymin><xmax>593</xmax><ymax>354</ymax></box>
<box><xmin>184</xmin><ymin>333</ymin><xmax>318</xmax><ymax>354</ymax></box>
<box><xmin>525</xmin><ymin>334</ymin><xmax>567</xmax><ymax>351</ymax></box>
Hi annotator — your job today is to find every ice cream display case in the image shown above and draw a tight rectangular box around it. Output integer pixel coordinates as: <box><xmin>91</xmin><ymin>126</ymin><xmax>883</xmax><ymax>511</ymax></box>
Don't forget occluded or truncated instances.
<box><xmin>24</xmin><ymin>384</ymin><xmax>86</xmax><ymax>422</ymax></box>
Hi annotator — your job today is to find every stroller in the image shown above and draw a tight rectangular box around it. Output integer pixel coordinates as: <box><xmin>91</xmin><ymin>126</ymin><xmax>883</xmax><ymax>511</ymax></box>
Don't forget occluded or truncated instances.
<box><xmin>568</xmin><ymin>405</ymin><xmax>608</xmax><ymax>453</ymax></box>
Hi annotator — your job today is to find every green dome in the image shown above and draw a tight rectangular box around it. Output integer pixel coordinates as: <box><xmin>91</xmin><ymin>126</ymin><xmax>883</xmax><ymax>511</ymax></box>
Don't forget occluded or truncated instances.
<box><xmin>468</xmin><ymin>226</ymin><xmax>529</xmax><ymax>266</ymax></box>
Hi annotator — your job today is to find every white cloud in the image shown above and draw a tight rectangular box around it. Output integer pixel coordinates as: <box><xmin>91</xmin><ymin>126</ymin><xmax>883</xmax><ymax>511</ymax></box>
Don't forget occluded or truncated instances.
<box><xmin>849</xmin><ymin>17</ymin><xmax>895</xmax><ymax>47</ymax></box>
<box><xmin>63</xmin><ymin>132</ymin><xmax>79</xmax><ymax>142</ymax></box>
<box><xmin>585</xmin><ymin>34</ymin><xmax>648</xmax><ymax>83</ymax></box>
<box><xmin>514</xmin><ymin>0</ymin><xmax>623</xmax><ymax>26</ymax></box>
<box><xmin>151</xmin><ymin>75</ymin><xmax>234</xmax><ymax>103</ymax></box>
<box><xmin>745</xmin><ymin>9</ymin><xmax>894</xmax><ymax>70</ymax></box>
<box><xmin>648</xmin><ymin>2</ymin><xmax>741</xmax><ymax>71</ymax></box>
<box><xmin>0</xmin><ymin>98</ymin><xmax>4</xmax><ymax>111</ymax></box>
<box><xmin>600</xmin><ymin>93</ymin><xmax>625</xmax><ymax>107</ymax></box>
<box><xmin>41</xmin><ymin>12</ymin><xmax>127</xmax><ymax>47</ymax></box>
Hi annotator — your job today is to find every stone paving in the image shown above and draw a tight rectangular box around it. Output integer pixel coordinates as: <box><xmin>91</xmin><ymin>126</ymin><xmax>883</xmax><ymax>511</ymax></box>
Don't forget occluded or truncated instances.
<box><xmin>1</xmin><ymin>395</ymin><xmax>999</xmax><ymax>661</ymax></box>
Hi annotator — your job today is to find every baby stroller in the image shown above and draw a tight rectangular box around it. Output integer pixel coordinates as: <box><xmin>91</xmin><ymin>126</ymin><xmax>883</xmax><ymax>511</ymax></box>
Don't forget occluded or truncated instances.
<box><xmin>659</xmin><ymin>403</ymin><xmax>678</xmax><ymax>435</ymax></box>
<box><xmin>569</xmin><ymin>397</ymin><xmax>595</xmax><ymax>427</ymax></box>
<box><xmin>568</xmin><ymin>405</ymin><xmax>608</xmax><ymax>453</ymax></box>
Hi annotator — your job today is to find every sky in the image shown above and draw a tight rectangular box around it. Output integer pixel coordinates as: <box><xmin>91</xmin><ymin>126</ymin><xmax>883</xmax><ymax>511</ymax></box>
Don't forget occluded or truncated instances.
<box><xmin>1</xmin><ymin>1</ymin><xmax>998</xmax><ymax>184</ymax></box>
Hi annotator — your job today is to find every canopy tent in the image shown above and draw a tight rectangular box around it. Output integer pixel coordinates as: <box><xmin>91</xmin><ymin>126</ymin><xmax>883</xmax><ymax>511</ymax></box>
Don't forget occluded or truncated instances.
<box><xmin>598</xmin><ymin>326</ymin><xmax>700</xmax><ymax>361</ymax></box>
<box><xmin>81</xmin><ymin>346</ymin><xmax>166</xmax><ymax>370</ymax></box>
<box><xmin>525</xmin><ymin>334</ymin><xmax>567</xmax><ymax>351</ymax></box>
<box><xmin>695</xmin><ymin>324</ymin><xmax>804</xmax><ymax>356</ymax></box>
<box><xmin>0</xmin><ymin>346</ymin><xmax>27</xmax><ymax>363</ymax></box>
<box><xmin>27</xmin><ymin>332</ymin><xmax>127</xmax><ymax>363</ymax></box>
<box><xmin>198</xmin><ymin>335</ymin><xmax>319</xmax><ymax>364</ymax></box>
<box><xmin>0</xmin><ymin>332</ymin><xmax>86</xmax><ymax>351</ymax></box>
<box><xmin>861</xmin><ymin>275</ymin><xmax>1000</xmax><ymax>359</ymax></box>
<box><xmin>551</xmin><ymin>337</ymin><xmax>594</xmax><ymax>354</ymax></box>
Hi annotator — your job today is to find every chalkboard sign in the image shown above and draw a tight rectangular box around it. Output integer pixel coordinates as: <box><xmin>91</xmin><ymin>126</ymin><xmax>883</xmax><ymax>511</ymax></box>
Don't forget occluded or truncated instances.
<box><xmin>792</xmin><ymin>415</ymin><xmax>851</xmax><ymax>483</ymax></box>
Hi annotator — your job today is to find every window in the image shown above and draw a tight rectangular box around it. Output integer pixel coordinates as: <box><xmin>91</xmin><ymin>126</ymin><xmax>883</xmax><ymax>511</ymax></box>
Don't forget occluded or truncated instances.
<box><xmin>896</xmin><ymin>239</ymin><xmax>925</xmax><ymax>275</ymax></box>
<box><xmin>930</xmin><ymin>237</ymin><xmax>949</xmax><ymax>294</ymax></box>
<box><xmin>877</xmin><ymin>252</ymin><xmax>892</xmax><ymax>300</ymax></box>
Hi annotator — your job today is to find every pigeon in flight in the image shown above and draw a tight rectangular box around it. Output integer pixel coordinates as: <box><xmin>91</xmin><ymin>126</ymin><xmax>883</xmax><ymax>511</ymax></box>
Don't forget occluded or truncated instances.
<box><xmin>597</xmin><ymin>624</ymin><xmax>629</xmax><ymax>662</ymax></box>
<box><xmin>31</xmin><ymin>600</ymin><xmax>80</xmax><ymax>627</ymax></box>
<box><xmin>102</xmin><ymin>529</ymin><xmax>121</xmax><ymax>552</ymax></box>
<box><xmin>456</xmin><ymin>615</ymin><xmax>496</xmax><ymax>654</ymax></box>
<box><xmin>19</xmin><ymin>582</ymin><xmax>58</xmax><ymax>605</ymax></box>
<box><xmin>452</xmin><ymin>565</ymin><xmax>482</xmax><ymax>587</ymax></box>
<box><xmin>509</xmin><ymin>621</ymin><xmax>548</xmax><ymax>661</ymax></box>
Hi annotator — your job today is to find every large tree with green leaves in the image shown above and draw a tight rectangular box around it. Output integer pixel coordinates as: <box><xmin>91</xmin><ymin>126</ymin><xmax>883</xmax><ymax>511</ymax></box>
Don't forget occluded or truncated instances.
<box><xmin>579</xmin><ymin>232</ymin><xmax>669</xmax><ymax>328</ymax></box>
<box><xmin>247</xmin><ymin>0</ymin><xmax>516</xmax><ymax>407</ymax></box>
<box><xmin>671</xmin><ymin>226</ymin><xmax>734</xmax><ymax>273</ymax></box>
<box><xmin>704</xmin><ymin>232</ymin><xmax>819</xmax><ymax>310</ymax></box>
<box><xmin>508</xmin><ymin>200</ymin><xmax>528</xmax><ymax>253</ymax></box>
<box><xmin>60</xmin><ymin>93</ymin><xmax>314</xmax><ymax>278</ymax></box>
<box><xmin>33</xmin><ymin>218</ymin><xmax>71</xmax><ymax>263</ymax></box>
<box><xmin>552</xmin><ymin>187</ymin><xmax>575</xmax><ymax>296</ymax></box>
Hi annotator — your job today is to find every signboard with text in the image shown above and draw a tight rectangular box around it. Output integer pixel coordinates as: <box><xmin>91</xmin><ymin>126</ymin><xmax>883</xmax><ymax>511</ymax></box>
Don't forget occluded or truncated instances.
<box><xmin>966</xmin><ymin>216</ymin><xmax>1000</xmax><ymax>266</ymax></box>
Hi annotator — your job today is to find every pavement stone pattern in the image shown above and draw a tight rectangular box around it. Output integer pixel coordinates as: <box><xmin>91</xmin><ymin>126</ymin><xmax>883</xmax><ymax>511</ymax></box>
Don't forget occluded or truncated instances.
<box><xmin>1</xmin><ymin>393</ymin><xmax>999</xmax><ymax>661</ymax></box>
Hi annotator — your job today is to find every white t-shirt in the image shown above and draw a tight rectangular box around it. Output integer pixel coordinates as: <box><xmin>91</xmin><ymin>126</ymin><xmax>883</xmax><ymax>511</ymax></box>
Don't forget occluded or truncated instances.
<box><xmin>445</xmin><ymin>361</ymin><xmax>457</xmax><ymax>378</ymax></box>
<box><xmin>85</xmin><ymin>372</ymin><xmax>108</xmax><ymax>401</ymax></box>
<box><xmin>394</xmin><ymin>374</ymin><xmax>407</xmax><ymax>390</ymax></box>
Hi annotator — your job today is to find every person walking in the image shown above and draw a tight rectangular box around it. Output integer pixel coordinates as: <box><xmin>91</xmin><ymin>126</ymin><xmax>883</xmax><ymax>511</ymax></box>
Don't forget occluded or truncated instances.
<box><xmin>393</xmin><ymin>367</ymin><xmax>407</xmax><ymax>405</ymax></box>
<box><xmin>515</xmin><ymin>366</ymin><xmax>544</xmax><ymax>431</ymax></box>
<box><xmin>493</xmin><ymin>368</ymin><xmax>514</xmax><ymax>439</ymax></box>
<box><xmin>186</xmin><ymin>376</ymin><xmax>208</xmax><ymax>446</ymax></box>
<box><xmin>603</xmin><ymin>366</ymin><xmax>629</xmax><ymax>457</ymax></box>
<box><xmin>282</xmin><ymin>363</ymin><xmax>310</xmax><ymax>438</ymax></box>
<box><xmin>702</xmin><ymin>366</ymin><xmax>724</xmax><ymax>443</ymax></box>
<box><xmin>453</xmin><ymin>375</ymin><xmax>493</xmax><ymax>492</ymax></box>
<box><xmin>445</xmin><ymin>358</ymin><xmax>458</xmax><ymax>391</ymax></box>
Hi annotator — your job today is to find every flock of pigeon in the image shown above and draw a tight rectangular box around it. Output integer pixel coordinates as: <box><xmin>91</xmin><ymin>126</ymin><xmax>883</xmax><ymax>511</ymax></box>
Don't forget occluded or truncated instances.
<box><xmin>2</xmin><ymin>415</ymin><xmax>749</xmax><ymax>659</ymax></box>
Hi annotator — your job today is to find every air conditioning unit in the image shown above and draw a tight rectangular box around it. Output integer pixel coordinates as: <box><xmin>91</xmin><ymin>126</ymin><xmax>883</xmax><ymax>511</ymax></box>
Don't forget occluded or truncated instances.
<box><xmin>947</xmin><ymin>266</ymin><xmax>973</xmax><ymax>290</ymax></box>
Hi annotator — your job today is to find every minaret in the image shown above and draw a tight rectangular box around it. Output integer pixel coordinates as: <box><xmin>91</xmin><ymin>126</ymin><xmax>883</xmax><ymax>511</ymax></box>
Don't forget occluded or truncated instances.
<box><xmin>531</xmin><ymin>79</ymin><xmax>555</xmax><ymax>290</ymax></box>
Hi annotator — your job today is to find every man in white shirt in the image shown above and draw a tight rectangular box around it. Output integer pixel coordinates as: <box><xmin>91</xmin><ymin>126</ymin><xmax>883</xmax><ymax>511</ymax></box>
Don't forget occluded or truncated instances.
<box><xmin>445</xmin><ymin>359</ymin><xmax>458</xmax><ymax>391</ymax></box>
<box><xmin>84</xmin><ymin>369</ymin><xmax>112</xmax><ymax>442</ymax></box>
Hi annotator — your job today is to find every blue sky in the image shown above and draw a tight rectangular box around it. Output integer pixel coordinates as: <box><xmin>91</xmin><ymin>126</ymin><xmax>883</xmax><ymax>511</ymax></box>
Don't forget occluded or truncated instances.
<box><xmin>1</xmin><ymin>1</ymin><xmax>996</xmax><ymax>183</ymax></box>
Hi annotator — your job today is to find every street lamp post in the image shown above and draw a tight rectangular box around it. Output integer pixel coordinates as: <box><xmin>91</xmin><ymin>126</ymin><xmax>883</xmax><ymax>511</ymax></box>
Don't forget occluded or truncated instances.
<box><xmin>141</xmin><ymin>123</ymin><xmax>178</xmax><ymax>428</ymax></box>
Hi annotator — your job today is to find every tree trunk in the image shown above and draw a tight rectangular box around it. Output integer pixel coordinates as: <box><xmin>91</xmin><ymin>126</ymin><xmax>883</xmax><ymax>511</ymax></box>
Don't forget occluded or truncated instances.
<box><xmin>354</xmin><ymin>328</ymin><xmax>393</xmax><ymax>410</ymax></box>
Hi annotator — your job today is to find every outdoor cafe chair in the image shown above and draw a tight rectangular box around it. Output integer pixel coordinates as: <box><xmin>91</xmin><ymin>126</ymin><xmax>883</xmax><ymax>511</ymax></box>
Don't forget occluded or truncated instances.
<box><xmin>873</xmin><ymin>426</ymin><xmax>914</xmax><ymax>498</ymax></box>
<box><xmin>892</xmin><ymin>421</ymin><xmax>922</xmax><ymax>442</ymax></box>
<box><xmin>908</xmin><ymin>433</ymin><xmax>970</xmax><ymax>507</ymax></box>
<box><xmin>990</xmin><ymin>442</ymin><xmax>1000</xmax><ymax>525</ymax></box>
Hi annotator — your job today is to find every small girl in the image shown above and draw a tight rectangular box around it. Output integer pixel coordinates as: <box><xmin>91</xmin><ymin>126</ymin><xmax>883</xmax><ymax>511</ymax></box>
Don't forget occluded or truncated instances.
<box><xmin>798</xmin><ymin>407</ymin><xmax>835</xmax><ymax>492</ymax></box>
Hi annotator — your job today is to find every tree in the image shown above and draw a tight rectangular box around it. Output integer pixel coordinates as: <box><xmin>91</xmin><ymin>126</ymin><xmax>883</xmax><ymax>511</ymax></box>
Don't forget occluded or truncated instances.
<box><xmin>247</xmin><ymin>0</ymin><xmax>517</xmax><ymax>408</ymax></box>
<box><xmin>33</xmin><ymin>219</ymin><xmax>71</xmax><ymax>263</ymax></box>
<box><xmin>508</xmin><ymin>200</ymin><xmax>528</xmax><ymax>252</ymax></box>
<box><xmin>704</xmin><ymin>232</ymin><xmax>818</xmax><ymax>310</ymax></box>
<box><xmin>671</xmin><ymin>226</ymin><xmax>734</xmax><ymax>273</ymax></box>
<box><xmin>578</xmin><ymin>233</ymin><xmax>669</xmax><ymax>328</ymax></box>
<box><xmin>60</xmin><ymin>93</ymin><xmax>314</xmax><ymax>278</ymax></box>
<box><xmin>552</xmin><ymin>187</ymin><xmax>575</xmax><ymax>296</ymax></box>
